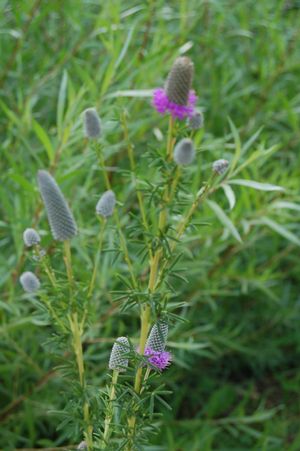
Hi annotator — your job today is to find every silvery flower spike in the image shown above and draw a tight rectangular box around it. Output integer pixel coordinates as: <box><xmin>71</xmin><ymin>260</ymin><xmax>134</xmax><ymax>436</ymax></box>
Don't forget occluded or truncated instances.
<box><xmin>96</xmin><ymin>190</ymin><xmax>116</xmax><ymax>218</ymax></box>
<box><xmin>20</xmin><ymin>271</ymin><xmax>40</xmax><ymax>293</ymax></box>
<box><xmin>109</xmin><ymin>337</ymin><xmax>130</xmax><ymax>372</ymax></box>
<box><xmin>83</xmin><ymin>107</ymin><xmax>101</xmax><ymax>139</ymax></box>
<box><xmin>166</xmin><ymin>56</ymin><xmax>194</xmax><ymax>106</ymax></box>
<box><xmin>37</xmin><ymin>170</ymin><xmax>77</xmax><ymax>241</ymax></box>
<box><xmin>146</xmin><ymin>321</ymin><xmax>168</xmax><ymax>353</ymax></box>
<box><xmin>212</xmin><ymin>159</ymin><xmax>229</xmax><ymax>175</ymax></box>
<box><xmin>173</xmin><ymin>138</ymin><xmax>195</xmax><ymax>165</ymax></box>
<box><xmin>23</xmin><ymin>228</ymin><xmax>41</xmax><ymax>247</ymax></box>
<box><xmin>187</xmin><ymin>110</ymin><xmax>204</xmax><ymax>130</ymax></box>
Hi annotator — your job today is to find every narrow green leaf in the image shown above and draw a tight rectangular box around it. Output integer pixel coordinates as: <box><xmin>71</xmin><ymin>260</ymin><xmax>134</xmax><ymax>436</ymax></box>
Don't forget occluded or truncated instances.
<box><xmin>32</xmin><ymin>119</ymin><xmax>54</xmax><ymax>163</ymax></box>
<box><xmin>227</xmin><ymin>117</ymin><xmax>241</xmax><ymax>176</ymax></box>
<box><xmin>232</xmin><ymin>144</ymin><xmax>279</xmax><ymax>176</ymax></box>
<box><xmin>259</xmin><ymin>216</ymin><xmax>300</xmax><ymax>246</ymax></box>
<box><xmin>270</xmin><ymin>201</ymin><xmax>300</xmax><ymax>212</ymax></box>
<box><xmin>106</xmin><ymin>89</ymin><xmax>153</xmax><ymax>98</ymax></box>
<box><xmin>242</xmin><ymin>126</ymin><xmax>263</xmax><ymax>153</ymax></box>
<box><xmin>229</xmin><ymin>179</ymin><xmax>285</xmax><ymax>192</ymax></box>
<box><xmin>207</xmin><ymin>200</ymin><xmax>242</xmax><ymax>243</ymax></box>
<box><xmin>57</xmin><ymin>70</ymin><xmax>68</xmax><ymax>137</ymax></box>
<box><xmin>115</xmin><ymin>25</ymin><xmax>135</xmax><ymax>69</ymax></box>
<box><xmin>222</xmin><ymin>184</ymin><xmax>236</xmax><ymax>210</ymax></box>
<box><xmin>9</xmin><ymin>173</ymin><xmax>35</xmax><ymax>192</ymax></box>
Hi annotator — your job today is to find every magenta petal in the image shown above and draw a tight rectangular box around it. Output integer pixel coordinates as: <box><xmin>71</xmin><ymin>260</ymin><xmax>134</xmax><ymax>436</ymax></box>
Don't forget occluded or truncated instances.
<box><xmin>152</xmin><ymin>88</ymin><xmax>197</xmax><ymax>120</ymax></box>
<box><xmin>144</xmin><ymin>347</ymin><xmax>172</xmax><ymax>371</ymax></box>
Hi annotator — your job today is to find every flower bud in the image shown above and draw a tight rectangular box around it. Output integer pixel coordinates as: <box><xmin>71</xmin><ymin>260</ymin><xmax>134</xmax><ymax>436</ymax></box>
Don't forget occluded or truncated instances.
<box><xmin>146</xmin><ymin>321</ymin><xmax>168</xmax><ymax>353</ymax></box>
<box><xmin>109</xmin><ymin>337</ymin><xmax>129</xmax><ymax>371</ymax></box>
<box><xmin>212</xmin><ymin>159</ymin><xmax>229</xmax><ymax>175</ymax></box>
<box><xmin>20</xmin><ymin>271</ymin><xmax>40</xmax><ymax>293</ymax></box>
<box><xmin>166</xmin><ymin>57</ymin><xmax>194</xmax><ymax>106</ymax></box>
<box><xmin>23</xmin><ymin>228</ymin><xmax>41</xmax><ymax>247</ymax></box>
<box><xmin>173</xmin><ymin>138</ymin><xmax>195</xmax><ymax>165</ymax></box>
<box><xmin>37</xmin><ymin>170</ymin><xmax>77</xmax><ymax>241</ymax></box>
<box><xmin>187</xmin><ymin>110</ymin><xmax>204</xmax><ymax>130</ymax></box>
<box><xmin>96</xmin><ymin>190</ymin><xmax>116</xmax><ymax>218</ymax></box>
<box><xmin>83</xmin><ymin>108</ymin><xmax>101</xmax><ymax>139</ymax></box>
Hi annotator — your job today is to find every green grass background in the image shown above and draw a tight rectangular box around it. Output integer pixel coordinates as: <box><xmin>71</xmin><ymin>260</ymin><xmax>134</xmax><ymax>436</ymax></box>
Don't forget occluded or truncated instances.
<box><xmin>1</xmin><ymin>0</ymin><xmax>300</xmax><ymax>449</ymax></box>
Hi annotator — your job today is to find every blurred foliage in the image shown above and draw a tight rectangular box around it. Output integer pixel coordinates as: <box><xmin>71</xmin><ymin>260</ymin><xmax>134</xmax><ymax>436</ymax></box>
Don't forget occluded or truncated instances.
<box><xmin>1</xmin><ymin>0</ymin><xmax>300</xmax><ymax>450</ymax></box>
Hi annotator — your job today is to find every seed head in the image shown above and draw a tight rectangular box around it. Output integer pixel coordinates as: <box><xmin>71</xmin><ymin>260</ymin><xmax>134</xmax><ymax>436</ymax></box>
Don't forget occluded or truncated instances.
<box><xmin>83</xmin><ymin>108</ymin><xmax>101</xmax><ymax>139</ymax></box>
<box><xmin>166</xmin><ymin>57</ymin><xmax>194</xmax><ymax>106</ymax></box>
<box><xmin>20</xmin><ymin>271</ymin><xmax>40</xmax><ymax>293</ymax></box>
<box><xmin>146</xmin><ymin>321</ymin><xmax>168</xmax><ymax>352</ymax></box>
<box><xmin>109</xmin><ymin>337</ymin><xmax>130</xmax><ymax>371</ymax></box>
<box><xmin>37</xmin><ymin>170</ymin><xmax>77</xmax><ymax>241</ymax></box>
<box><xmin>23</xmin><ymin>228</ymin><xmax>41</xmax><ymax>247</ymax></box>
<box><xmin>173</xmin><ymin>138</ymin><xmax>195</xmax><ymax>165</ymax></box>
<box><xmin>187</xmin><ymin>110</ymin><xmax>204</xmax><ymax>130</ymax></box>
<box><xmin>212</xmin><ymin>159</ymin><xmax>229</xmax><ymax>175</ymax></box>
<box><xmin>96</xmin><ymin>190</ymin><xmax>116</xmax><ymax>218</ymax></box>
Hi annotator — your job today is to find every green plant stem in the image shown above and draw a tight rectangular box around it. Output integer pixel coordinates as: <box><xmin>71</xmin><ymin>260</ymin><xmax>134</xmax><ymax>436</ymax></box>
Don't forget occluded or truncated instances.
<box><xmin>121</xmin><ymin>112</ymin><xmax>151</xmax><ymax>256</ymax></box>
<box><xmin>63</xmin><ymin>240</ymin><xmax>74</xmax><ymax>295</ymax></box>
<box><xmin>41</xmin><ymin>260</ymin><xmax>57</xmax><ymax>288</ymax></box>
<box><xmin>40</xmin><ymin>293</ymin><xmax>66</xmax><ymax>332</ymax></box>
<box><xmin>88</xmin><ymin>218</ymin><xmax>106</xmax><ymax>298</ymax></box>
<box><xmin>34</xmin><ymin>245</ymin><xmax>57</xmax><ymax>289</ymax></box>
<box><xmin>127</xmin><ymin>116</ymin><xmax>175</xmax><ymax>447</ymax></box>
<box><xmin>155</xmin><ymin>173</ymin><xmax>217</xmax><ymax>290</ymax></box>
<box><xmin>102</xmin><ymin>369</ymin><xmax>119</xmax><ymax>448</ymax></box>
<box><xmin>63</xmin><ymin>241</ymin><xmax>93</xmax><ymax>450</ymax></box>
<box><xmin>96</xmin><ymin>141</ymin><xmax>138</xmax><ymax>289</ymax></box>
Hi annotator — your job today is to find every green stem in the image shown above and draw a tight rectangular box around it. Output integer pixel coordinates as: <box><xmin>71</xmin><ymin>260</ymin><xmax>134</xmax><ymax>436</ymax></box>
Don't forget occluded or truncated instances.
<box><xmin>102</xmin><ymin>370</ymin><xmax>119</xmax><ymax>448</ymax></box>
<box><xmin>63</xmin><ymin>240</ymin><xmax>74</xmax><ymax>295</ymax></box>
<box><xmin>155</xmin><ymin>173</ymin><xmax>217</xmax><ymax>290</ymax></box>
<box><xmin>88</xmin><ymin>218</ymin><xmax>106</xmax><ymax>298</ymax></box>
<box><xmin>127</xmin><ymin>116</ymin><xmax>175</xmax><ymax>446</ymax></box>
<box><xmin>34</xmin><ymin>245</ymin><xmax>57</xmax><ymax>289</ymax></box>
<box><xmin>40</xmin><ymin>293</ymin><xmax>66</xmax><ymax>332</ymax></box>
<box><xmin>63</xmin><ymin>241</ymin><xmax>93</xmax><ymax>450</ymax></box>
<box><xmin>96</xmin><ymin>141</ymin><xmax>138</xmax><ymax>289</ymax></box>
<box><xmin>121</xmin><ymin>112</ymin><xmax>151</xmax><ymax>256</ymax></box>
<box><xmin>69</xmin><ymin>312</ymin><xmax>93</xmax><ymax>450</ymax></box>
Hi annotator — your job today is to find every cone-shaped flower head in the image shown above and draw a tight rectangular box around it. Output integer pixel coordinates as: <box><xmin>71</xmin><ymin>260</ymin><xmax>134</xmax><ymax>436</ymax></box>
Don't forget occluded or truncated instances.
<box><xmin>152</xmin><ymin>57</ymin><xmax>197</xmax><ymax>120</ymax></box>
<box><xmin>109</xmin><ymin>337</ymin><xmax>130</xmax><ymax>371</ymax></box>
<box><xmin>212</xmin><ymin>159</ymin><xmax>229</xmax><ymax>175</ymax></box>
<box><xmin>37</xmin><ymin>170</ymin><xmax>77</xmax><ymax>241</ymax></box>
<box><xmin>146</xmin><ymin>321</ymin><xmax>168</xmax><ymax>352</ymax></box>
<box><xmin>173</xmin><ymin>138</ymin><xmax>195</xmax><ymax>165</ymax></box>
<box><xmin>20</xmin><ymin>271</ymin><xmax>40</xmax><ymax>293</ymax></box>
<box><xmin>23</xmin><ymin>228</ymin><xmax>41</xmax><ymax>247</ymax></box>
<box><xmin>83</xmin><ymin>108</ymin><xmax>101</xmax><ymax>139</ymax></box>
<box><xmin>187</xmin><ymin>110</ymin><xmax>204</xmax><ymax>130</ymax></box>
<box><xmin>96</xmin><ymin>190</ymin><xmax>116</xmax><ymax>218</ymax></box>
<box><xmin>166</xmin><ymin>57</ymin><xmax>194</xmax><ymax>106</ymax></box>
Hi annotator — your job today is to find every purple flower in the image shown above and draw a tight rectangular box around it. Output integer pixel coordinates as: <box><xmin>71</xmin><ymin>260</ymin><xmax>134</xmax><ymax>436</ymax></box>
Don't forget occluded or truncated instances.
<box><xmin>152</xmin><ymin>88</ymin><xmax>197</xmax><ymax>120</ymax></box>
<box><xmin>144</xmin><ymin>347</ymin><xmax>172</xmax><ymax>371</ymax></box>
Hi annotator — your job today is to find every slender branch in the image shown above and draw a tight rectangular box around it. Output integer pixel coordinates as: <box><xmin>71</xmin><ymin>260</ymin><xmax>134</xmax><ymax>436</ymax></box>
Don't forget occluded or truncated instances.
<box><xmin>95</xmin><ymin>141</ymin><xmax>138</xmax><ymax>289</ymax></box>
<box><xmin>121</xmin><ymin>112</ymin><xmax>151</xmax><ymax>254</ymax></box>
<box><xmin>63</xmin><ymin>241</ymin><xmax>93</xmax><ymax>450</ymax></box>
<box><xmin>88</xmin><ymin>218</ymin><xmax>106</xmax><ymax>298</ymax></box>
<box><xmin>127</xmin><ymin>116</ymin><xmax>176</xmax><ymax>447</ymax></box>
<box><xmin>102</xmin><ymin>370</ymin><xmax>119</xmax><ymax>448</ymax></box>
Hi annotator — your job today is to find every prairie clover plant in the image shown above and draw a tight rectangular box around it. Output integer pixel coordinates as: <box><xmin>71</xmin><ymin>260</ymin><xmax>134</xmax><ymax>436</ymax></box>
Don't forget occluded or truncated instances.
<box><xmin>19</xmin><ymin>54</ymin><xmax>269</xmax><ymax>449</ymax></box>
